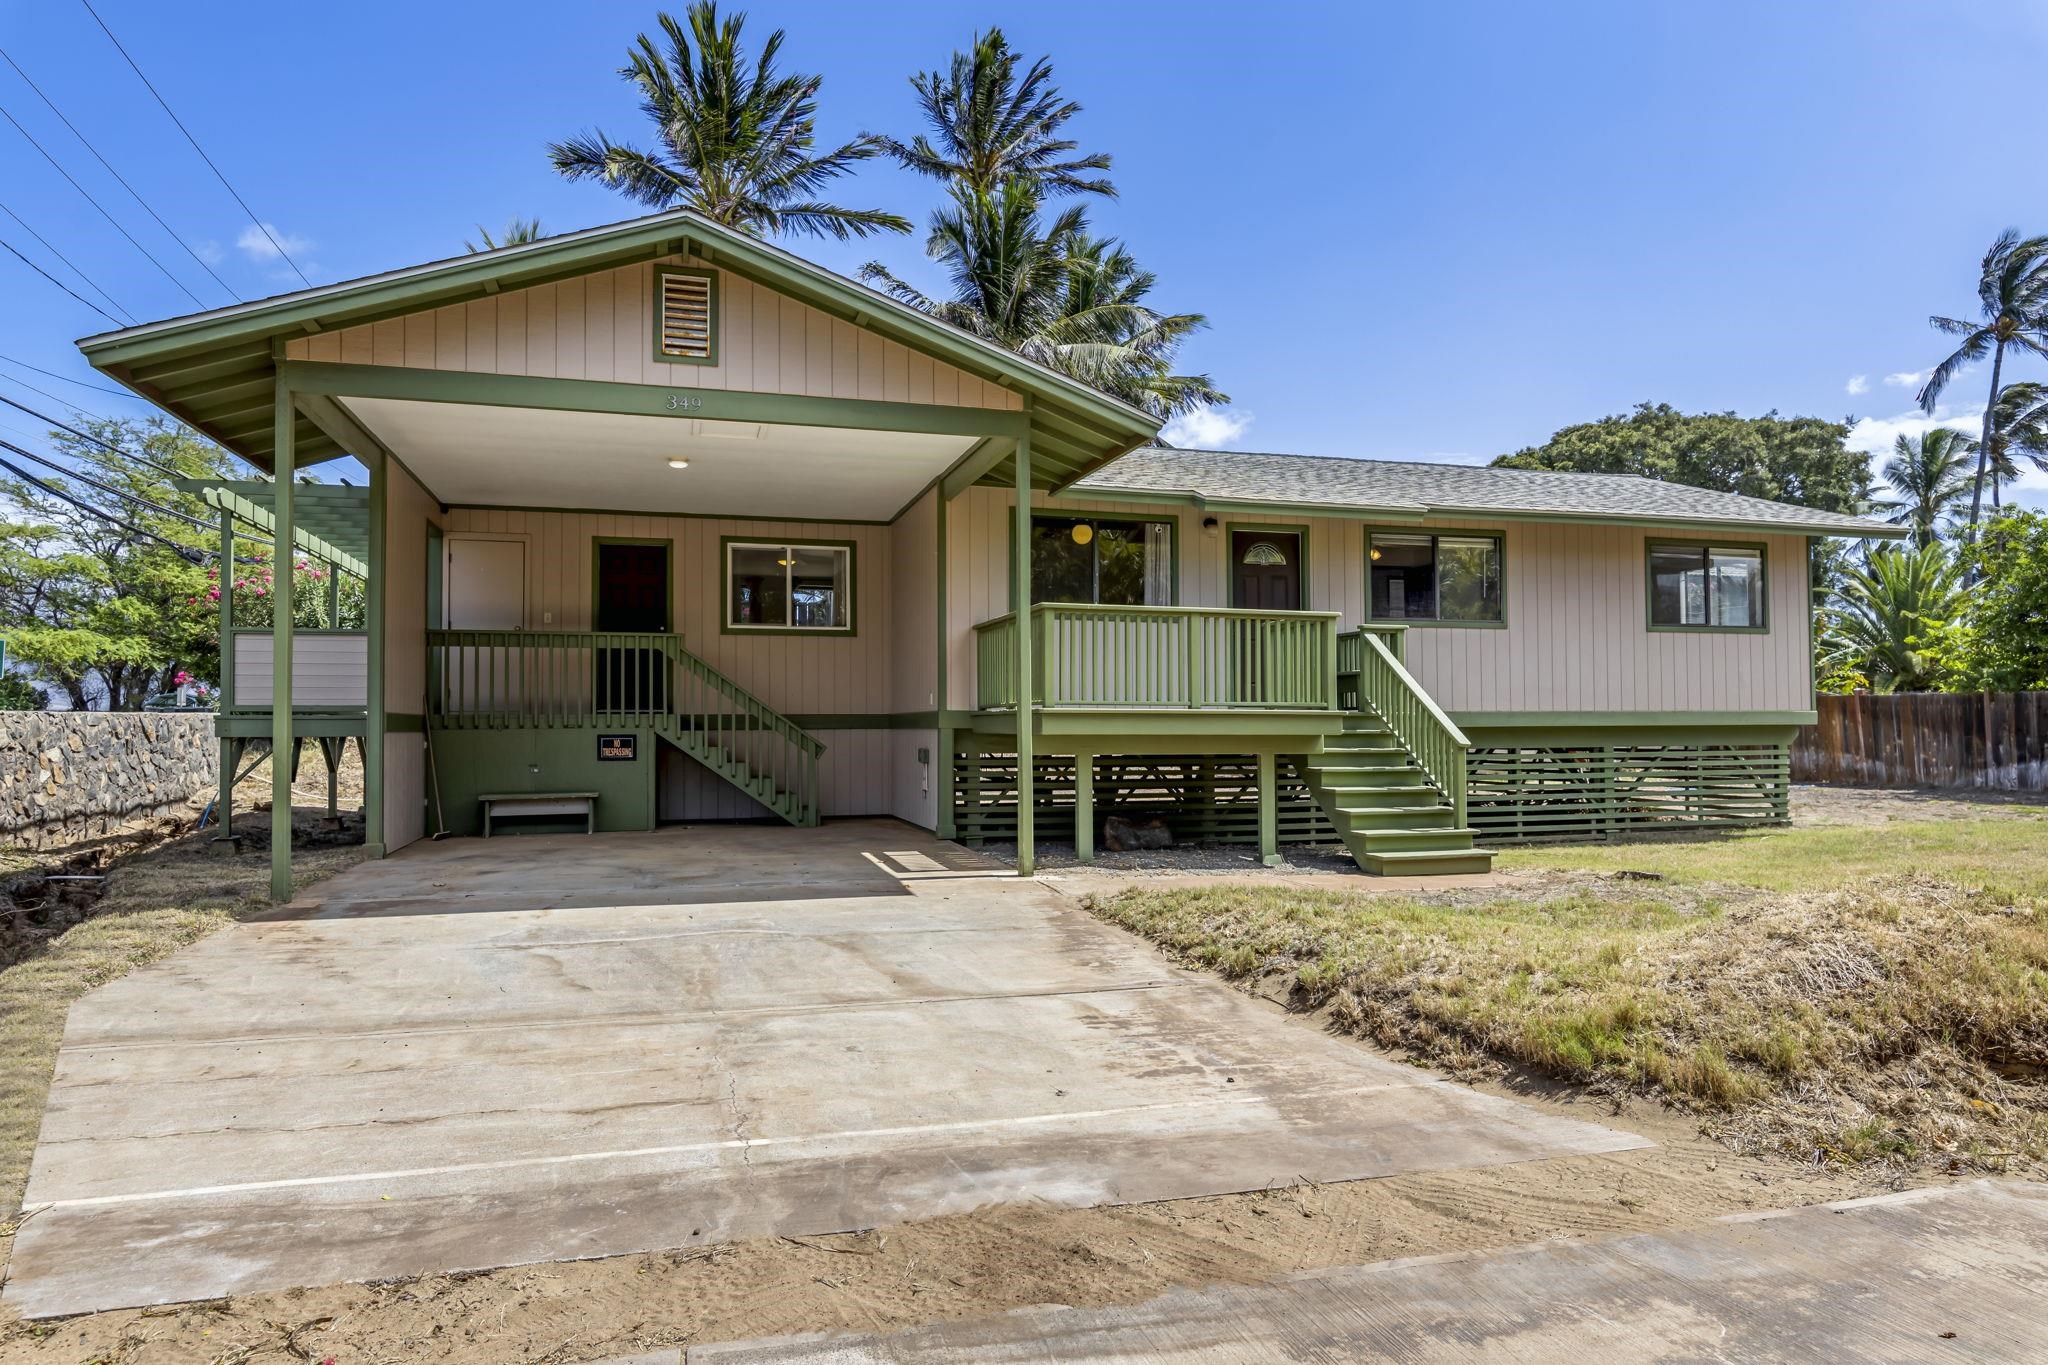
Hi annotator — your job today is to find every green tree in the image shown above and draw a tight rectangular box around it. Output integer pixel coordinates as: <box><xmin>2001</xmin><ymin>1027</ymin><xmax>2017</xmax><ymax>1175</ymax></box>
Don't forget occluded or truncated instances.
<box><xmin>1942</xmin><ymin>509</ymin><xmax>2048</xmax><ymax>690</ymax></box>
<box><xmin>1817</xmin><ymin>543</ymin><xmax>1967</xmax><ymax>693</ymax></box>
<box><xmin>465</xmin><ymin>217</ymin><xmax>546</xmax><ymax>252</ymax></box>
<box><xmin>873</xmin><ymin>28</ymin><xmax>1114</xmax><ymax>197</ymax></box>
<box><xmin>1982</xmin><ymin>380</ymin><xmax>2048</xmax><ymax>510</ymax></box>
<box><xmin>0</xmin><ymin>418</ymin><xmax>234</xmax><ymax>709</ymax></box>
<box><xmin>0</xmin><ymin>672</ymin><xmax>44</xmax><ymax>711</ymax></box>
<box><xmin>1875</xmin><ymin>428</ymin><xmax>1973</xmax><ymax>548</ymax></box>
<box><xmin>548</xmin><ymin>4</ymin><xmax>909</xmax><ymax>240</ymax></box>
<box><xmin>1915</xmin><ymin>229</ymin><xmax>2048</xmax><ymax>535</ymax></box>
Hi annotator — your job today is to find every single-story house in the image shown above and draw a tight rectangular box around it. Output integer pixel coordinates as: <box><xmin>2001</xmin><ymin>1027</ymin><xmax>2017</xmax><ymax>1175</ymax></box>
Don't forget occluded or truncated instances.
<box><xmin>77</xmin><ymin>208</ymin><xmax>1902</xmax><ymax>898</ymax></box>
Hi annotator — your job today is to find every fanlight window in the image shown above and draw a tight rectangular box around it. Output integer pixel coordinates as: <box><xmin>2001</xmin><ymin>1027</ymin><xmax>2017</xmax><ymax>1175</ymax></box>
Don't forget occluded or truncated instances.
<box><xmin>656</xmin><ymin>267</ymin><xmax>717</xmax><ymax>363</ymax></box>
<box><xmin>1240</xmin><ymin>541</ymin><xmax>1288</xmax><ymax>566</ymax></box>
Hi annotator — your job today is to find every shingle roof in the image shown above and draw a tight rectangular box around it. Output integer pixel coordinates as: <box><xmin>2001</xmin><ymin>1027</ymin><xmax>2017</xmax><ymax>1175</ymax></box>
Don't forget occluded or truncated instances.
<box><xmin>1072</xmin><ymin>447</ymin><xmax>1903</xmax><ymax>538</ymax></box>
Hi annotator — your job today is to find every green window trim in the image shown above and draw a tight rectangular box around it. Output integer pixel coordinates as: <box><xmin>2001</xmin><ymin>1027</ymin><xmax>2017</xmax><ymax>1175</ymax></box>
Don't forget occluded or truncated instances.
<box><xmin>1008</xmin><ymin>510</ymin><xmax>1181</xmax><ymax>610</ymax></box>
<box><xmin>1367</xmin><ymin>528</ymin><xmax>1506</xmax><ymax>627</ymax></box>
<box><xmin>652</xmin><ymin>264</ymin><xmax>719</xmax><ymax>367</ymax></box>
<box><xmin>1645</xmin><ymin>538</ymin><xmax>1769</xmax><ymax>634</ymax></box>
<box><xmin>720</xmin><ymin>536</ymin><xmax>858</xmax><ymax>636</ymax></box>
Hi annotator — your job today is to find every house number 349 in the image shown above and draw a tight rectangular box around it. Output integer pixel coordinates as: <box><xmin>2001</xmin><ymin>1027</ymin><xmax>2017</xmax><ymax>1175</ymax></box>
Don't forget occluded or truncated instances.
<box><xmin>666</xmin><ymin>394</ymin><xmax>704</xmax><ymax>411</ymax></box>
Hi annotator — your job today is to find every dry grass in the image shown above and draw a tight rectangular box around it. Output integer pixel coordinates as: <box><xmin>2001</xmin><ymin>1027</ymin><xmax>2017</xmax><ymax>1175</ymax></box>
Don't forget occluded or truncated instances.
<box><xmin>1091</xmin><ymin>815</ymin><xmax>2048</xmax><ymax>1170</ymax></box>
<box><xmin>0</xmin><ymin>809</ymin><xmax>364</xmax><ymax>1213</ymax></box>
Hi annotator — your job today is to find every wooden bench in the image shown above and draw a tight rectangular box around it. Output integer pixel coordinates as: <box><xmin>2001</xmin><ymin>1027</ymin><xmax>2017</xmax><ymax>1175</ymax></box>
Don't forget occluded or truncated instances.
<box><xmin>478</xmin><ymin>791</ymin><xmax>599</xmax><ymax>837</ymax></box>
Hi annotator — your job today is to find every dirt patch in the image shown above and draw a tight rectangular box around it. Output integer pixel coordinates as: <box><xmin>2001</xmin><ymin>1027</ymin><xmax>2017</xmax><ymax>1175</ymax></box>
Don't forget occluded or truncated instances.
<box><xmin>1791</xmin><ymin>783</ymin><xmax>2048</xmax><ymax>826</ymax></box>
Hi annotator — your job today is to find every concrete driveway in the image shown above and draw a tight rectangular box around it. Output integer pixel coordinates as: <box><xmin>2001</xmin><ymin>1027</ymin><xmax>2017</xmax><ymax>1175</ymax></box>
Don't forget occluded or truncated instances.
<box><xmin>6</xmin><ymin>820</ymin><xmax>1644</xmax><ymax>1318</ymax></box>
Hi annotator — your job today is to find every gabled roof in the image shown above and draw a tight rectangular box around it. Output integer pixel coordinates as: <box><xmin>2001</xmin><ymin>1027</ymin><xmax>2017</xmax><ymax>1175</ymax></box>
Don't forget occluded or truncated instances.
<box><xmin>1075</xmin><ymin>447</ymin><xmax>1906</xmax><ymax>538</ymax></box>
<box><xmin>79</xmin><ymin>208</ymin><xmax>1159</xmax><ymax>487</ymax></box>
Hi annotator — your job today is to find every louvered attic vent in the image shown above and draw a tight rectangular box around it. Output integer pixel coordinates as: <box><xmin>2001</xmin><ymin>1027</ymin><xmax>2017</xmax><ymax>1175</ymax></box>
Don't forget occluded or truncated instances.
<box><xmin>656</xmin><ymin>268</ymin><xmax>716</xmax><ymax>363</ymax></box>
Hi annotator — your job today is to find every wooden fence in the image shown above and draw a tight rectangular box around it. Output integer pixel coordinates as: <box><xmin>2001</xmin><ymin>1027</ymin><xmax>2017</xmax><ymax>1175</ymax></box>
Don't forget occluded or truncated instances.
<box><xmin>1792</xmin><ymin>692</ymin><xmax>2048</xmax><ymax>790</ymax></box>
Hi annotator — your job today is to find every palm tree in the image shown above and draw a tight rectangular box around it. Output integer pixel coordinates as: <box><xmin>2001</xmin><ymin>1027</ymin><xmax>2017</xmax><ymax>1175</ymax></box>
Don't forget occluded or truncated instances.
<box><xmin>1915</xmin><ymin>229</ymin><xmax>2048</xmax><ymax>535</ymax></box>
<box><xmin>1983</xmin><ymin>379</ymin><xmax>2048</xmax><ymax>510</ymax></box>
<box><xmin>860</xmin><ymin>183</ymin><xmax>1223</xmax><ymax>420</ymax></box>
<box><xmin>465</xmin><ymin>217</ymin><xmax>546</xmax><ymax>253</ymax></box>
<box><xmin>1819</xmin><ymin>543</ymin><xmax>1966</xmax><ymax>692</ymax></box>
<box><xmin>1875</xmin><ymin>428</ymin><xmax>1972</xmax><ymax>548</ymax></box>
<box><xmin>872</xmin><ymin>29</ymin><xmax>1113</xmax><ymax>198</ymax></box>
<box><xmin>548</xmin><ymin>4</ymin><xmax>909</xmax><ymax>241</ymax></box>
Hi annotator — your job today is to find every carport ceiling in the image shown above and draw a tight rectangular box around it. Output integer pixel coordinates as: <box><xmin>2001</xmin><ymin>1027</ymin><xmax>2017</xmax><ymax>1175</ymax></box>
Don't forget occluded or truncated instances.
<box><xmin>342</xmin><ymin>397</ymin><xmax>978</xmax><ymax>520</ymax></box>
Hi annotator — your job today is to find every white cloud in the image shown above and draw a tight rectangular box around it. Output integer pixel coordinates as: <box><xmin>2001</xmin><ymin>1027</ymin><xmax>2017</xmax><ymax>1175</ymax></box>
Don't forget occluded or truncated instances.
<box><xmin>1846</xmin><ymin>405</ymin><xmax>1979</xmax><ymax>459</ymax></box>
<box><xmin>194</xmin><ymin>239</ymin><xmax>225</xmax><ymax>265</ymax></box>
<box><xmin>1845</xmin><ymin>374</ymin><xmax>1869</xmax><ymax>395</ymax></box>
<box><xmin>1882</xmin><ymin>370</ymin><xmax>1924</xmax><ymax>388</ymax></box>
<box><xmin>236</xmin><ymin>223</ymin><xmax>312</xmax><ymax>264</ymax></box>
<box><xmin>1160</xmin><ymin>406</ymin><xmax>1253</xmax><ymax>449</ymax></box>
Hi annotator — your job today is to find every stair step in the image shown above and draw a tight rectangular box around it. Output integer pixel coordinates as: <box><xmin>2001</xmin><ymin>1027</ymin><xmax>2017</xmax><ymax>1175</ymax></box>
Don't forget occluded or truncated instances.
<box><xmin>1333</xmin><ymin>804</ymin><xmax>1460</xmax><ymax>828</ymax></box>
<box><xmin>1315</xmin><ymin>767</ymin><xmax>1427</xmax><ymax>789</ymax></box>
<box><xmin>1358</xmin><ymin>848</ymin><xmax>1495</xmax><ymax>877</ymax></box>
<box><xmin>1349</xmin><ymin>827</ymin><xmax>1481</xmax><ymax>852</ymax></box>
<box><xmin>1306</xmin><ymin>746</ymin><xmax>1411</xmax><ymax>768</ymax></box>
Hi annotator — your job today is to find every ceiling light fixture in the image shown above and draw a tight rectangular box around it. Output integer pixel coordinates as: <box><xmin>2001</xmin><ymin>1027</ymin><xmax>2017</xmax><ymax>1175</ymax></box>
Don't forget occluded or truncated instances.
<box><xmin>667</xmin><ymin>458</ymin><xmax>691</xmax><ymax>470</ymax></box>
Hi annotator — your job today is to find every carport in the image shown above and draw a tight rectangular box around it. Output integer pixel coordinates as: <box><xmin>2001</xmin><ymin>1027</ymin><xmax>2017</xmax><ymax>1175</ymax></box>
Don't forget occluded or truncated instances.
<box><xmin>5</xmin><ymin>821</ymin><xmax>1644</xmax><ymax>1318</ymax></box>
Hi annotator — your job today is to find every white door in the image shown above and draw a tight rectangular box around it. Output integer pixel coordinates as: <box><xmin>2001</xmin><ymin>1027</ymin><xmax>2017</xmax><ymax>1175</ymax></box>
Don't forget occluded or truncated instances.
<box><xmin>443</xmin><ymin>537</ymin><xmax>527</xmax><ymax>716</ymax></box>
<box><xmin>445</xmin><ymin>537</ymin><xmax>526</xmax><ymax>629</ymax></box>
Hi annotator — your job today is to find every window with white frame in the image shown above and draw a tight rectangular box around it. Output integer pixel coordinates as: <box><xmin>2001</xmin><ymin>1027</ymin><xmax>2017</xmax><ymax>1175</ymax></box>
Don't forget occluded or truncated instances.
<box><xmin>725</xmin><ymin>541</ymin><xmax>852</xmax><ymax>632</ymax></box>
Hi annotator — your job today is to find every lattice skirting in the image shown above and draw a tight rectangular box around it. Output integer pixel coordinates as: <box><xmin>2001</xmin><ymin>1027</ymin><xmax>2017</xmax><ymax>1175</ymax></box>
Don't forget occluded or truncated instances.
<box><xmin>1465</xmin><ymin>743</ymin><xmax>1791</xmax><ymax>844</ymax></box>
<box><xmin>951</xmin><ymin>750</ymin><xmax>1339</xmax><ymax>846</ymax></box>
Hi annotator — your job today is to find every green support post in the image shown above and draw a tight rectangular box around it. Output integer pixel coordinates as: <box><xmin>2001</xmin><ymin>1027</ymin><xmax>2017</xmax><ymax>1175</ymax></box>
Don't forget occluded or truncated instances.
<box><xmin>1258</xmin><ymin>750</ymin><xmax>1280</xmax><ymax>866</ymax></box>
<box><xmin>364</xmin><ymin>446</ymin><xmax>387</xmax><ymax>857</ymax></box>
<box><xmin>270</xmin><ymin>380</ymin><xmax>295</xmax><ymax>901</ymax></box>
<box><xmin>324</xmin><ymin>554</ymin><xmax>341</xmax><ymax>627</ymax></box>
<box><xmin>934</xmin><ymin>487</ymin><xmax>954</xmax><ymax>840</ymax></box>
<box><xmin>1074</xmin><ymin>751</ymin><xmax>1094</xmax><ymax>862</ymax></box>
<box><xmin>215</xmin><ymin>504</ymin><xmax>235</xmax><ymax>841</ymax></box>
<box><xmin>1012</xmin><ymin>428</ymin><xmax>1034</xmax><ymax>876</ymax></box>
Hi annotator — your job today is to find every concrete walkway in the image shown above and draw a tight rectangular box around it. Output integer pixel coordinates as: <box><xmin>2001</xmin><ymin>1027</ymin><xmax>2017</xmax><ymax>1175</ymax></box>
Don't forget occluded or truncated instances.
<box><xmin>691</xmin><ymin>1180</ymin><xmax>2048</xmax><ymax>1363</ymax></box>
<box><xmin>6</xmin><ymin>820</ymin><xmax>1642</xmax><ymax>1318</ymax></box>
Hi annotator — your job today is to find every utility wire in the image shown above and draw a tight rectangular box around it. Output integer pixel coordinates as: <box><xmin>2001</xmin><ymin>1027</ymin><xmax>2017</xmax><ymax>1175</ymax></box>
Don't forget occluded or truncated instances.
<box><xmin>0</xmin><ymin>199</ymin><xmax>131</xmax><ymax>322</ymax></box>
<box><xmin>79</xmin><ymin>0</ymin><xmax>312</xmax><ymax>288</ymax></box>
<box><xmin>0</xmin><ymin>453</ymin><xmax>209</xmax><ymax>562</ymax></box>
<box><xmin>0</xmin><ymin>230</ymin><xmax>123</xmax><ymax>326</ymax></box>
<box><xmin>0</xmin><ymin>46</ymin><xmax>240</xmax><ymax>301</ymax></box>
<box><xmin>0</xmin><ymin>100</ymin><xmax>207</xmax><ymax>308</ymax></box>
<box><xmin>0</xmin><ymin>392</ymin><xmax>203</xmax><ymax>481</ymax></box>
<box><xmin>0</xmin><ymin>350</ymin><xmax>139</xmax><ymax>400</ymax></box>
<box><xmin>0</xmin><ymin>436</ymin><xmax>217</xmax><ymax>533</ymax></box>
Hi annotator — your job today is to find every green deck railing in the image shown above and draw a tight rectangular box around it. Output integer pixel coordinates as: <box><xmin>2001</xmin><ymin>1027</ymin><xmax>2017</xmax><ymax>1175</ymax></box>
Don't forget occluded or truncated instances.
<box><xmin>975</xmin><ymin>604</ymin><xmax>1340</xmax><ymax>711</ymax></box>
<box><xmin>1340</xmin><ymin>628</ymin><xmax>1469</xmax><ymax>823</ymax></box>
<box><xmin>426</xmin><ymin>629</ymin><xmax>824</xmax><ymax>826</ymax></box>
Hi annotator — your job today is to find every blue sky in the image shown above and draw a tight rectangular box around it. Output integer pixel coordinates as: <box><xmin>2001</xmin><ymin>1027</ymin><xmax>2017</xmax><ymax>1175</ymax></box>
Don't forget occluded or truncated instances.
<box><xmin>2</xmin><ymin>0</ymin><xmax>2045</xmax><ymax>506</ymax></box>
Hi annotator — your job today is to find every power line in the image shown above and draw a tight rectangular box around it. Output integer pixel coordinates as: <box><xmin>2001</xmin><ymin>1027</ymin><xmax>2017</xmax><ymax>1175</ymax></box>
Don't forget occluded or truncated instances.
<box><xmin>0</xmin><ymin>198</ymin><xmax>132</xmax><ymax>322</ymax></box>
<box><xmin>0</xmin><ymin>392</ymin><xmax>201</xmax><ymax>481</ymax></box>
<box><xmin>79</xmin><ymin>0</ymin><xmax>312</xmax><ymax>288</ymax></box>
<box><xmin>0</xmin><ymin>452</ymin><xmax>209</xmax><ymax>562</ymax></box>
<box><xmin>0</xmin><ymin>351</ymin><xmax>140</xmax><ymax>400</ymax></box>
<box><xmin>0</xmin><ymin>230</ymin><xmax>123</xmax><ymax>326</ymax></box>
<box><xmin>0</xmin><ymin>99</ymin><xmax>207</xmax><ymax>308</ymax></box>
<box><xmin>0</xmin><ymin>436</ymin><xmax>217</xmax><ymax>533</ymax></box>
<box><xmin>0</xmin><ymin>45</ymin><xmax>240</xmax><ymax>301</ymax></box>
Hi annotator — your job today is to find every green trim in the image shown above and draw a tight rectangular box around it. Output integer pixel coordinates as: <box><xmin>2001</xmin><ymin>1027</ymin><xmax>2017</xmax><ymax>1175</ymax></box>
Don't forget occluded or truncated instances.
<box><xmin>282</xmin><ymin>359</ymin><xmax>1029</xmax><ymax>440</ymax></box>
<box><xmin>592</xmin><ymin>535</ymin><xmax>675</xmax><ymax>633</ymax></box>
<box><xmin>229</xmin><ymin>627</ymin><xmax>366</xmax><ymax>638</ymax></box>
<box><xmin>785</xmin><ymin>712</ymin><xmax>938</xmax><ymax>730</ymax></box>
<box><xmin>425</xmin><ymin>524</ymin><xmax>444</xmax><ymax>629</ymax></box>
<box><xmin>1367</xmin><ymin>526</ymin><xmax>1507</xmax><ymax>627</ymax></box>
<box><xmin>1008</xmin><ymin>507</ymin><xmax>1182</xmax><ymax>611</ymax></box>
<box><xmin>718</xmin><ymin>535</ymin><xmax>858</xmax><ymax>636</ymax></box>
<box><xmin>385</xmin><ymin>711</ymin><xmax>425</xmax><ymax>733</ymax></box>
<box><xmin>447</xmin><ymin>500</ymin><xmax>894</xmax><ymax>528</ymax></box>
<box><xmin>217</xmin><ymin>712</ymin><xmax>369</xmax><ymax>739</ymax></box>
<box><xmin>270</xmin><ymin>374</ymin><xmax>294</xmax><ymax>902</ymax></box>
<box><xmin>365</xmin><ymin>447</ymin><xmax>387</xmax><ymax>855</ymax></box>
<box><xmin>1224</xmin><ymin>522</ymin><xmax>1311</xmax><ymax>610</ymax></box>
<box><xmin>1451</xmin><ymin>709</ymin><xmax>1817</xmax><ymax>728</ymax></box>
<box><xmin>1644</xmin><ymin>537</ymin><xmax>1770</xmax><ymax>633</ymax></box>
<box><xmin>651</xmin><ymin>264</ymin><xmax>719</xmax><ymax>367</ymax></box>
<box><xmin>1805</xmin><ymin>536</ymin><xmax>1818</xmax><ymax>709</ymax></box>
<box><xmin>935</xmin><ymin>488</ymin><xmax>955</xmax><ymax>839</ymax></box>
<box><xmin>1013</xmin><ymin>428</ymin><xmax>1035</xmax><ymax>874</ymax></box>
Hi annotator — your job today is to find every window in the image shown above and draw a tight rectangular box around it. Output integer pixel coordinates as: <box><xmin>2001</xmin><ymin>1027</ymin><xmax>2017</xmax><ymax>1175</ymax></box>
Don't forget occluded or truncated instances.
<box><xmin>1369</xmin><ymin>532</ymin><xmax>1502</xmax><ymax>623</ymax></box>
<box><xmin>725</xmin><ymin>541</ymin><xmax>852</xmax><ymax>632</ymax></box>
<box><xmin>655</xmin><ymin>266</ymin><xmax>717</xmax><ymax>364</ymax></box>
<box><xmin>1649</xmin><ymin>543</ymin><xmax>1765</xmax><ymax>629</ymax></box>
<box><xmin>1028</xmin><ymin>515</ymin><xmax>1174</xmax><ymax>605</ymax></box>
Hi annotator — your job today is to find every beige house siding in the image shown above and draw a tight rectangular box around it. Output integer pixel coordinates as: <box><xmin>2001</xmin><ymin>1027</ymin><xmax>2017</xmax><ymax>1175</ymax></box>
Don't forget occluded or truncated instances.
<box><xmin>285</xmin><ymin>255</ymin><xmax>1023</xmax><ymax>411</ymax></box>
<box><xmin>383</xmin><ymin>459</ymin><xmax>443</xmax><ymax>851</ymax></box>
<box><xmin>948</xmin><ymin>489</ymin><xmax>1812</xmax><ymax>717</ymax></box>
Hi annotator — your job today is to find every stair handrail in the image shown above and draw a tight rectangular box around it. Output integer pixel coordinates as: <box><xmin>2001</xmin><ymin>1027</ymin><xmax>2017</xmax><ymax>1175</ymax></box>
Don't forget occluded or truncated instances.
<box><xmin>1351</xmin><ymin>630</ymin><xmax>1469</xmax><ymax>822</ymax></box>
<box><xmin>656</xmin><ymin>634</ymin><xmax>826</xmax><ymax>758</ymax></box>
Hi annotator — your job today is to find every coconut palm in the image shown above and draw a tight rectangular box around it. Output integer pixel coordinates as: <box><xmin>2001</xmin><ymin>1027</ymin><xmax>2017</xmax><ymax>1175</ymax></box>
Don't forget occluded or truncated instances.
<box><xmin>860</xmin><ymin>183</ymin><xmax>1223</xmax><ymax>420</ymax></box>
<box><xmin>1916</xmin><ymin>229</ymin><xmax>2048</xmax><ymax>534</ymax></box>
<box><xmin>873</xmin><ymin>29</ymin><xmax>1113</xmax><ymax>198</ymax></box>
<box><xmin>548</xmin><ymin>4</ymin><xmax>909</xmax><ymax>241</ymax></box>
<box><xmin>465</xmin><ymin>217</ymin><xmax>546</xmax><ymax>253</ymax></box>
<box><xmin>1875</xmin><ymin>428</ymin><xmax>1972</xmax><ymax>548</ymax></box>
<box><xmin>1983</xmin><ymin>380</ymin><xmax>2048</xmax><ymax>509</ymax></box>
<box><xmin>1818</xmin><ymin>543</ymin><xmax>1967</xmax><ymax>692</ymax></box>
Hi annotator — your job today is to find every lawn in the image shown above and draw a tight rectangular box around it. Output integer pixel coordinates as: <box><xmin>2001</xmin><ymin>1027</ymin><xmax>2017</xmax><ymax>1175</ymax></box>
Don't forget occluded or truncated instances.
<box><xmin>1089</xmin><ymin>805</ymin><xmax>2048</xmax><ymax>1168</ymax></box>
<box><xmin>0</xmin><ymin>811</ymin><xmax>363</xmax><ymax>1214</ymax></box>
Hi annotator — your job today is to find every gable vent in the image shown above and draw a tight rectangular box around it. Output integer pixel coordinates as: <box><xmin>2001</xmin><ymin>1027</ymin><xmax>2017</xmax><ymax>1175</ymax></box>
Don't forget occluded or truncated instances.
<box><xmin>657</xmin><ymin>270</ymin><xmax>716</xmax><ymax>362</ymax></box>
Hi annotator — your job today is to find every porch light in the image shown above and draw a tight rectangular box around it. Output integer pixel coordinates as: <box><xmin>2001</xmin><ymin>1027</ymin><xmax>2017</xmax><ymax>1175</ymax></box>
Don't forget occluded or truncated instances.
<box><xmin>1071</xmin><ymin>523</ymin><xmax>1094</xmax><ymax>545</ymax></box>
<box><xmin>1369</xmin><ymin>546</ymin><xmax>1382</xmax><ymax>561</ymax></box>
<box><xmin>667</xmin><ymin>458</ymin><xmax>691</xmax><ymax>469</ymax></box>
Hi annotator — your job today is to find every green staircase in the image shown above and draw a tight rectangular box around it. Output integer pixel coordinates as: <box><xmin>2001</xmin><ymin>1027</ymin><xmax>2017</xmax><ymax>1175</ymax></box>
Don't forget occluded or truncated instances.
<box><xmin>1300</xmin><ymin>629</ymin><xmax>1493</xmax><ymax>876</ymax></box>
<box><xmin>643</xmin><ymin>634</ymin><xmax>825</xmax><ymax>828</ymax></box>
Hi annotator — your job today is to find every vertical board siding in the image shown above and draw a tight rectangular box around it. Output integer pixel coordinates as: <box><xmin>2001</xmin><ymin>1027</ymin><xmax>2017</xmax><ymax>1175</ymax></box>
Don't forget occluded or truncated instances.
<box><xmin>1793</xmin><ymin>691</ymin><xmax>2048</xmax><ymax>790</ymax></box>
<box><xmin>947</xmin><ymin>489</ymin><xmax>1810</xmax><ymax>717</ymax></box>
<box><xmin>287</xmin><ymin>256</ymin><xmax>1022</xmax><ymax>412</ymax></box>
<box><xmin>889</xmin><ymin>488</ymin><xmax>939</xmax><ymax>713</ymax></box>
